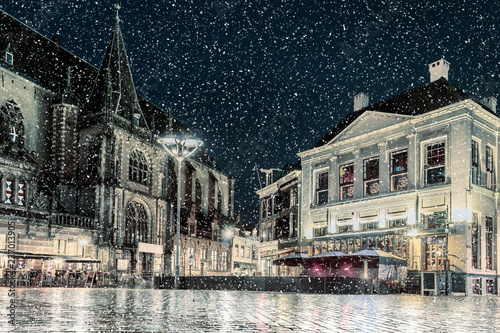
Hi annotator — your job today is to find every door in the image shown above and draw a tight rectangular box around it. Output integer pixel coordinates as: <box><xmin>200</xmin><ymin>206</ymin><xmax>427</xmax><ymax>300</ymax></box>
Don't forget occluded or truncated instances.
<box><xmin>425</xmin><ymin>236</ymin><xmax>446</xmax><ymax>270</ymax></box>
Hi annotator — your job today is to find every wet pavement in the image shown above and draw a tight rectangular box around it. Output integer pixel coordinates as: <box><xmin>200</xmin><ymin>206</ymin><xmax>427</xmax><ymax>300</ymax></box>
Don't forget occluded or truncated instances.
<box><xmin>1</xmin><ymin>287</ymin><xmax>500</xmax><ymax>332</ymax></box>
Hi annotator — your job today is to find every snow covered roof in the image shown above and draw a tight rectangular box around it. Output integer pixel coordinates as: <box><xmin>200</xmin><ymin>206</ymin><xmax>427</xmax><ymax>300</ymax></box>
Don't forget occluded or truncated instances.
<box><xmin>313</xmin><ymin>77</ymin><xmax>485</xmax><ymax>149</ymax></box>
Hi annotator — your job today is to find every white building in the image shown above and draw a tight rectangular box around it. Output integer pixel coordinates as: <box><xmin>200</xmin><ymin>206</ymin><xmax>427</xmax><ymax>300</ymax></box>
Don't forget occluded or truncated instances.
<box><xmin>298</xmin><ymin>59</ymin><xmax>498</xmax><ymax>295</ymax></box>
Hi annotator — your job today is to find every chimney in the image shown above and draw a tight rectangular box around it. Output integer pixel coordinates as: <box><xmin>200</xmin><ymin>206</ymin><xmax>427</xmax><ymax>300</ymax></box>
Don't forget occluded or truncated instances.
<box><xmin>354</xmin><ymin>93</ymin><xmax>369</xmax><ymax>111</ymax></box>
<box><xmin>481</xmin><ymin>97</ymin><xmax>497</xmax><ymax>113</ymax></box>
<box><xmin>429</xmin><ymin>59</ymin><xmax>450</xmax><ymax>82</ymax></box>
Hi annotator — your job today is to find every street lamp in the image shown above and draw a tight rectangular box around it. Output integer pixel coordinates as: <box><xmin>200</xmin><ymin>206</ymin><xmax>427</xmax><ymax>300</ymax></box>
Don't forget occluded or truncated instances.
<box><xmin>157</xmin><ymin>136</ymin><xmax>203</xmax><ymax>289</ymax></box>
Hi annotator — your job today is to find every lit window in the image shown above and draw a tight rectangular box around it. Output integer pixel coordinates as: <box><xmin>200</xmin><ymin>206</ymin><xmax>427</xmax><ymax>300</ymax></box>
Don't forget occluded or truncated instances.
<box><xmin>390</xmin><ymin>150</ymin><xmax>408</xmax><ymax>191</ymax></box>
<box><xmin>425</xmin><ymin>141</ymin><xmax>445</xmax><ymax>185</ymax></box>
<box><xmin>486</xmin><ymin>216</ymin><xmax>493</xmax><ymax>270</ymax></box>
<box><xmin>471</xmin><ymin>140</ymin><xmax>480</xmax><ymax>185</ymax></box>
<box><xmin>339</xmin><ymin>163</ymin><xmax>354</xmax><ymax>201</ymax></box>
<box><xmin>486</xmin><ymin>146</ymin><xmax>495</xmax><ymax>190</ymax></box>
<box><xmin>315</xmin><ymin>170</ymin><xmax>328</xmax><ymax>205</ymax></box>
<box><xmin>362</xmin><ymin>222</ymin><xmax>378</xmax><ymax>231</ymax></box>
<box><xmin>129</xmin><ymin>149</ymin><xmax>149</xmax><ymax>185</ymax></box>
<box><xmin>338</xmin><ymin>224</ymin><xmax>353</xmax><ymax>234</ymax></box>
<box><xmin>363</xmin><ymin>157</ymin><xmax>379</xmax><ymax>196</ymax></box>
<box><xmin>472</xmin><ymin>213</ymin><xmax>480</xmax><ymax>270</ymax></box>
<box><xmin>388</xmin><ymin>219</ymin><xmax>407</xmax><ymax>228</ymax></box>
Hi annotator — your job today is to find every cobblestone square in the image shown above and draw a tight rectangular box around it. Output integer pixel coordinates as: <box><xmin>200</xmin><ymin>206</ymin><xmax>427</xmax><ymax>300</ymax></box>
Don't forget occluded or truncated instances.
<box><xmin>2</xmin><ymin>287</ymin><xmax>500</xmax><ymax>332</ymax></box>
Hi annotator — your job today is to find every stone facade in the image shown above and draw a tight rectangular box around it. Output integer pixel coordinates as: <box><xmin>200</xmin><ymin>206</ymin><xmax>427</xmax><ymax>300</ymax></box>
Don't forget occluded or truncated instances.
<box><xmin>0</xmin><ymin>8</ymin><xmax>234</xmax><ymax>278</ymax></box>
<box><xmin>298</xmin><ymin>60</ymin><xmax>499</xmax><ymax>295</ymax></box>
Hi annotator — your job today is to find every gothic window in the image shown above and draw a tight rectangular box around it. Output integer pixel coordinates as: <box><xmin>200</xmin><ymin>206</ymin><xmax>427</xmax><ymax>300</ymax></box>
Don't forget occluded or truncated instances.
<box><xmin>129</xmin><ymin>149</ymin><xmax>149</xmax><ymax>185</ymax></box>
<box><xmin>195</xmin><ymin>180</ymin><xmax>202</xmax><ymax>211</ymax></box>
<box><xmin>86</xmin><ymin>137</ymin><xmax>101</xmax><ymax>175</ymax></box>
<box><xmin>124</xmin><ymin>201</ymin><xmax>149</xmax><ymax>246</ymax></box>
<box><xmin>217</xmin><ymin>189</ymin><xmax>222</xmax><ymax>213</ymax></box>
<box><xmin>0</xmin><ymin>100</ymin><xmax>24</xmax><ymax>149</ymax></box>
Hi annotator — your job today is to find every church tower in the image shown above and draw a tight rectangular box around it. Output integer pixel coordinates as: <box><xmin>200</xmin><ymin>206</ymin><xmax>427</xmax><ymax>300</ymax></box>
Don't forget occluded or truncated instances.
<box><xmin>51</xmin><ymin>67</ymin><xmax>80</xmax><ymax>184</ymax></box>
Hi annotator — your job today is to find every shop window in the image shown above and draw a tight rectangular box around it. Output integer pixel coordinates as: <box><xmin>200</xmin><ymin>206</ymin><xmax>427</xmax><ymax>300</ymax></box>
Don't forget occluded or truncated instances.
<box><xmin>472</xmin><ymin>278</ymin><xmax>482</xmax><ymax>295</ymax></box>
<box><xmin>315</xmin><ymin>170</ymin><xmax>328</xmax><ymax>205</ymax></box>
<box><xmin>362</xmin><ymin>222</ymin><xmax>378</xmax><ymax>231</ymax></box>
<box><xmin>486</xmin><ymin>279</ymin><xmax>496</xmax><ymax>295</ymax></box>
<box><xmin>363</xmin><ymin>157</ymin><xmax>379</xmax><ymax>196</ymax></box>
<box><xmin>388</xmin><ymin>218</ymin><xmax>407</xmax><ymax>228</ymax></box>
<box><xmin>471</xmin><ymin>140</ymin><xmax>480</xmax><ymax>185</ymax></box>
<box><xmin>314</xmin><ymin>227</ymin><xmax>327</xmax><ymax>237</ymax></box>
<box><xmin>390</xmin><ymin>150</ymin><xmax>408</xmax><ymax>191</ymax></box>
<box><xmin>338</xmin><ymin>224</ymin><xmax>353</xmax><ymax>234</ymax></box>
<box><xmin>472</xmin><ymin>213</ymin><xmax>480</xmax><ymax>270</ymax></box>
<box><xmin>486</xmin><ymin>216</ymin><xmax>493</xmax><ymax>270</ymax></box>
<box><xmin>425</xmin><ymin>140</ymin><xmax>446</xmax><ymax>185</ymax></box>
<box><xmin>339</xmin><ymin>163</ymin><xmax>354</xmax><ymax>201</ymax></box>
<box><xmin>486</xmin><ymin>146</ymin><xmax>495</xmax><ymax>190</ymax></box>
<box><xmin>422</xmin><ymin>211</ymin><xmax>446</xmax><ymax>230</ymax></box>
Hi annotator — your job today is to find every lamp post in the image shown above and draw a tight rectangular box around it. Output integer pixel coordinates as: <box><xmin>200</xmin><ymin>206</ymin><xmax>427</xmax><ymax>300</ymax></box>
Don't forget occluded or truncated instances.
<box><xmin>157</xmin><ymin>136</ymin><xmax>203</xmax><ymax>289</ymax></box>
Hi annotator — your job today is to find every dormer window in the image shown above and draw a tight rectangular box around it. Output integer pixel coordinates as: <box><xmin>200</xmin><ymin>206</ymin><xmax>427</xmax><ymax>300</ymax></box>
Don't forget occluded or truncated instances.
<box><xmin>133</xmin><ymin>113</ymin><xmax>140</xmax><ymax>126</ymax></box>
<box><xmin>5</xmin><ymin>44</ymin><xmax>13</xmax><ymax>66</ymax></box>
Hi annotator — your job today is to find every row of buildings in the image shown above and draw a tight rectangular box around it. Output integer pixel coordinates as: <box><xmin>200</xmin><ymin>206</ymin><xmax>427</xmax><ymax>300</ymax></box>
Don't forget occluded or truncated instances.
<box><xmin>256</xmin><ymin>59</ymin><xmax>500</xmax><ymax>296</ymax></box>
<box><xmin>0</xmin><ymin>5</ymin><xmax>249</xmax><ymax>280</ymax></box>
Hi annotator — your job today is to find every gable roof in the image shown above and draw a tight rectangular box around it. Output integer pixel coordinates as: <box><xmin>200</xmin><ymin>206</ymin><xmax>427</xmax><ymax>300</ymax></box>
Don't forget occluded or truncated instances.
<box><xmin>313</xmin><ymin>78</ymin><xmax>477</xmax><ymax>148</ymax></box>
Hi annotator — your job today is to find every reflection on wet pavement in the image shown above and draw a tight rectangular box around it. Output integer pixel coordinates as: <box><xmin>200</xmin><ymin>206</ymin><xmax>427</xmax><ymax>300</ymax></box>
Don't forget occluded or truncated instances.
<box><xmin>1</xmin><ymin>287</ymin><xmax>500</xmax><ymax>332</ymax></box>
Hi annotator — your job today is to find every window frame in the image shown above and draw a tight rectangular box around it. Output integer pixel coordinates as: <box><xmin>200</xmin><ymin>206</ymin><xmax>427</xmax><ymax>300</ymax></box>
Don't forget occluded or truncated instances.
<box><xmin>363</xmin><ymin>157</ymin><xmax>379</xmax><ymax>196</ymax></box>
<box><xmin>314</xmin><ymin>169</ymin><xmax>329</xmax><ymax>205</ymax></box>
<box><xmin>390</xmin><ymin>149</ymin><xmax>408</xmax><ymax>192</ymax></box>
<box><xmin>339</xmin><ymin>163</ymin><xmax>354</xmax><ymax>201</ymax></box>
<box><xmin>471</xmin><ymin>139</ymin><xmax>480</xmax><ymax>186</ymax></box>
<box><xmin>486</xmin><ymin>145</ymin><xmax>495</xmax><ymax>190</ymax></box>
<box><xmin>423</xmin><ymin>139</ymin><xmax>446</xmax><ymax>186</ymax></box>
<box><xmin>128</xmin><ymin>149</ymin><xmax>150</xmax><ymax>186</ymax></box>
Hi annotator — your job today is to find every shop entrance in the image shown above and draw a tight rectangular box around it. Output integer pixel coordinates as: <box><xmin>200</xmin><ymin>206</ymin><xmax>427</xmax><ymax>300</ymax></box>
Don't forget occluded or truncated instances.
<box><xmin>425</xmin><ymin>236</ymin><xmax>446</xmax><ymax>270</ymax></box>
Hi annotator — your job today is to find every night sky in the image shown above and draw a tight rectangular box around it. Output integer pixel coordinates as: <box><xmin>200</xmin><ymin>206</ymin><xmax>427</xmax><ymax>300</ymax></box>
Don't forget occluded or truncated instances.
<box><xmin>2</xmin><ymin>0</ymin><xmax>500</xmax><ymax>223</ymax></box>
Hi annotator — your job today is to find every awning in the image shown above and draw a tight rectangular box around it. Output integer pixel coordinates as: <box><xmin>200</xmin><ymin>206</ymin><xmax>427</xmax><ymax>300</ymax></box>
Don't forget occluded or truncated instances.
<box><xmin>0</xmin><ymin>251</ymin><xmax>54</xmax><ymax>260</ymax></box>
<box><xmin>62</xmin><ymin>257</ymin><xmax>101</xmax><ymax>264</ymax></box>
<box><xmin>234</xmin><ymin>262</ymin><xmax>256</xmax><ymax>270</ymax></box>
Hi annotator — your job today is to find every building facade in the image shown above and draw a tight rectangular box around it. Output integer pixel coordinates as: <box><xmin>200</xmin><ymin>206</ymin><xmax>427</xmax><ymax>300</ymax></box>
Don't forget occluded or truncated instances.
<box><xmin>0</xmin><ymin>6</ymin><xmax>234</xmax><ymax>280</ymax></box>
<box><xmin>256</xmin><ymin>164</ymin><xmax>301</xmax><ymax>276</ymax></box>
<box><xmin>298</xmin><ymin>59</ymin><xmax>499</xmax><ymax>295</ymax></box>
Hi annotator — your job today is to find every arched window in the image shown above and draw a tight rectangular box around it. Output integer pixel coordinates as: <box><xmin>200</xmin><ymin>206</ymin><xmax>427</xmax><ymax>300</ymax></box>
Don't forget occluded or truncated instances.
<box><xmin>0</xmin><ymin>100</ymin><xmax>24</xmax><ymax>148</ymax></box>
<box><xmin>195</xmin><ymin>179</ymin><xmax>202</xmax><ymax>211</ymax></box>
<box><xmin>124</xmin><ymin>201</ymin><xmax>149</xmax><ymax>246</ymax></box>
<box><xmin>129</xmin><ymin>149</ymin><xmax>149</xmax><ymax>185</ymax></box>
<box><xmin>217</xmin><ymin>190</ymin><xmax>222</xmax><ymax>213</ymax></box>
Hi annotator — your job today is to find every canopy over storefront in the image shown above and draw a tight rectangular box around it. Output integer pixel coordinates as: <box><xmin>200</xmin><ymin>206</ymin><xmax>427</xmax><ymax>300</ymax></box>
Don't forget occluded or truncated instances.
<box><xmin>273</xmin><ymin>253</ymin><xmax>311</xmax><ymax>267</ymax></box>
<box><xmin>346</xmin><ymin>249</ymin><xmax>407</xmax><ymax>266</ymax></box>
